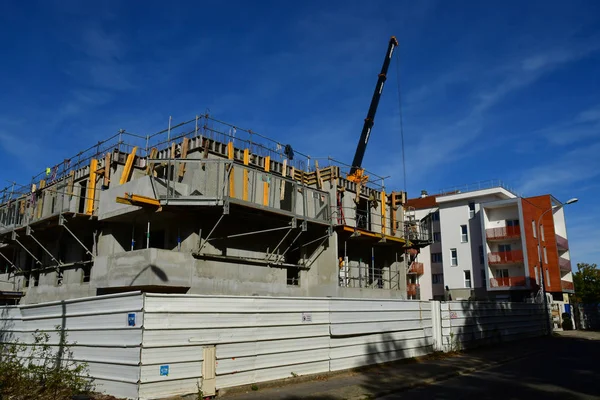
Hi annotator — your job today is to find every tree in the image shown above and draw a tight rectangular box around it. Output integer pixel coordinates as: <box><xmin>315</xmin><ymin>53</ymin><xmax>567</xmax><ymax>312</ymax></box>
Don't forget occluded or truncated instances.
<box><xmin>573</xmin><ymin>263</ymin><xmax>600</xmax><ymax>304</ymax></box>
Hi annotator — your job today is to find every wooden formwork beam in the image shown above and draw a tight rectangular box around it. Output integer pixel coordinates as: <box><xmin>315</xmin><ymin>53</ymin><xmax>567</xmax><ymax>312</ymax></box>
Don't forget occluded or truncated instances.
<box><xmin>36</xmin><ymin>180</ymin><xmax>46</xmax><ymax>219</ymax></box>
<box><xmin>263</xmin><ymin>156</ymin><xmax>270</xmax><ymax>206</ymax></box>
<box><xmin>103</xmin><ymin>152</ymin><xmax>111</xmax><ymax>186</ymax></box>
<box><xmin>146</xmin><ymin>148</ymin><xmax>158</xmax><ymax>175</ymax></box>
<box><xmin>227</xmin><ymin>142</ymin><xmax>235</xmax><ymax>198</ymax></box>
<box><xmin>280</xmin><ymin>159</ymin><xmax>287</xmax><ymax>201</ymax></box>
<box><xmin>381</xmin><ymin>190</ymin><xmax>386</xmax><ymax>235</ymax></box>
<box><xmin>67</xmin><ymin>171</ymin><xmax>75</xmax><ymax>195</ymax></box>
<box><xmin>119</xmin><ymin>147</ymin><xmax>138</xmax><ymax>185</ymax></box>
<box><xmin>243</xmin><ymin>149</ymin><xmax>249</xmax><ymax>201</ymax></box>
<box><xmin>178</xmin><ymin>138</ymin><xmax>190</xmax><ymax>178</ymax></box>
<box><xmin>86</xmin><ymin>159</ymin><xmax>98</xmax><ymax>215</ymax></box>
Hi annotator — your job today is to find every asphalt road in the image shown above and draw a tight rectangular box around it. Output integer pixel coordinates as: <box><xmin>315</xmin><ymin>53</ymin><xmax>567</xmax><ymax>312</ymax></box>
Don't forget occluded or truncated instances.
<box><xmin>382</xmin><ymin>331</ymin><xmax>600</xmax><ymax>400</ymax></box>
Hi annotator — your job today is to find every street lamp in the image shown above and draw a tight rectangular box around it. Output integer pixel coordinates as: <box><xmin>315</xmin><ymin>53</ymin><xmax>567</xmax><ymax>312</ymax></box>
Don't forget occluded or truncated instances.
<box><xmin>537</xmin><ymin>197</ymin><xmax>578</xmax><ymax>335</ymax></box>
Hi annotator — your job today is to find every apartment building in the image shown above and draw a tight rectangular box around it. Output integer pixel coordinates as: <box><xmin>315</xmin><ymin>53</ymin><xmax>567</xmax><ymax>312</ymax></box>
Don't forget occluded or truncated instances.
<box><xmin>406</xmin><ymin>182</ymin><xmax>575</xmax><ymax>302</ymax></box>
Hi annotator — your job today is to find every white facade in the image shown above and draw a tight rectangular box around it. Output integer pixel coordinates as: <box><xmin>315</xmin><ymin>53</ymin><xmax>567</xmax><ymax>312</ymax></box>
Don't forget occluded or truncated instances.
<box><xmin>416</xmin><ymin>188</ymin><xmax>516</xmax><ymax>300</ymax></box>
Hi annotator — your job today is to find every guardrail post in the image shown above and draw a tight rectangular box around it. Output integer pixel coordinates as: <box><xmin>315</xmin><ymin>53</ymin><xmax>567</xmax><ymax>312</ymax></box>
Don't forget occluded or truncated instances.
<box><xmin>431</xmin><ymin>300</ymin><xmax>443</xmax><ymax>351</ymax></box>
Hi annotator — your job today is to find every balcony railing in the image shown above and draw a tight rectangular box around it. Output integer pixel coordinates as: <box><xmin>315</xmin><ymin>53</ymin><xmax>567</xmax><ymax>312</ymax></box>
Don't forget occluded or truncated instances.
<box><xmin>486</xmin><ymin>226</ymin><xmax>521</xmax><ymax>240</ymax></box>
<box><xmin>488</xmin><ymin>250</ymin><xmax>524</xmax><ymax>264</ymax></box>
<box><xmin>408</xmin><ymin>262</ymin><xmax>424</xmax><ymax>275</ymax></box>
<box><xmin>489</xmin><ymin>276</ymin><xmax>528</xmax><ymax>288</ymax></box>
<box><xmin>407</xmin><ymin>283</ymin><xmax>417</xmax><ymax>296</ymax></box>
<box><xmin>556</xmin><ymin>234</ymin><xmax>569</xmax><ymax>251</ymax></box>
<box><xmin>559</xmin><ymin>257</ymin><xmax>572</xmax><ymax>272</ymax></box>
<box><xmin>561</xmin><ymin>280</ymin><xmax>574</xmax><ymax>292</ymax></box>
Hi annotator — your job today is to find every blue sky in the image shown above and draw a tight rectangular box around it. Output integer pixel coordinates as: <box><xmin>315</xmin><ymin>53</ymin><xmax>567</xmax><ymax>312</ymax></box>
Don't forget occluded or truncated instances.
<box><xmin>0</xmin><ymin>1</ymin><xmax>598</xmax><ymax>267</ymax></box>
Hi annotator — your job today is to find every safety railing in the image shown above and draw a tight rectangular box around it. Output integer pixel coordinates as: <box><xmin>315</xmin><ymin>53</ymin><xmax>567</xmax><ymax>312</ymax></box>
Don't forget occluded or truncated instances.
<box><xmin>486</xmin><ymin>226</ymin><xmax>521</xmax><ymax>240</ymax></box>
<box><xmin>338</xmin><ymin>262</ymin><xmax>403</xmax><ymax>291</ymax></box>
<box><xmin>561</xmin><ymin>280</ymin><xmax>574</xmax><ymax>292</ymax></box>
<box><xmin>488</xmin><ymin>250</ymin><xmax>524</xmax><ymax>264</ymax></box>
<box><xmin>556</xmin><ymin>234</ymin><xmax>569</xmax><ymax>251</ymax></box>
<box><xmin>559</xmin><ymin>257</ymin><xmax>572</xmax><ymax>272</ymax></box>
<box><xmin>408</xmin><ymin>262</ymin><xmax>424</xmax><ymax>275</ymax></box>
<box><xmin>489</xmin><ymin>276</ymin><xmax>528</xmax><ymax>288</ymax></box>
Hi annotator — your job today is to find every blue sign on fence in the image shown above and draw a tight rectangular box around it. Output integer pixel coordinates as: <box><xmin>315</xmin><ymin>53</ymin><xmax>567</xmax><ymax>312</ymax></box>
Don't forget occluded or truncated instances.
<box><xmin>127</xmin><ymin>313</ymin><xmax>136</xmax><ymax>327</ymax></box>
<box><xmin>160</xmin><ymin>365</ymin><xmax>169</xmax><ymax>376</ymax></box>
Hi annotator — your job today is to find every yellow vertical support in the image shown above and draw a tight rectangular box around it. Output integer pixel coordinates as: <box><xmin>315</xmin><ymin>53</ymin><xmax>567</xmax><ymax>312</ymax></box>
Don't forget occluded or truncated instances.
<box><xmin>263</xmin><ymin>156</ymin><xmax>270</xmax><ymax>206</ymax></box>
<box><xmin>120</xmin><ymin>147</ymin><xmax>138</xmax><ymax>185</ymax></box>
<box><xmin>243</xmin><ymin>149</ymin><xmax>249</xmax><ymax>201</ymax></box>
<box><xmin>36</xmin><ymin>180</ymin><xmax>46</xmax><ymax>219</ymax></box>
<box><xmin>86</xmin><ymin>159</ymin><xmax>98</xmax><ymax>215</ymax></box>
<box><xmin>227</xmin><ymin>142</ymin><xmax>235</xmax><ymax>198</ymax></box>
<box><xmin>381</xmin><ymin>190</ymin><xmax>387</xmax><ymax>235</ymax></box>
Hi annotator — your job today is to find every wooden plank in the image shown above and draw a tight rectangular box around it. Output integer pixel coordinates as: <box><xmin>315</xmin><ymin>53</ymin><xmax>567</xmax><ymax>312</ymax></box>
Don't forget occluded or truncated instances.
<box><xmin>103</xmin><ymin>152</ymin><xmax>111</xmax><ymax>187</ymax></box>
<box><xmin>243</xmin><ymin>149</ymin><xmax>249</xmax><ymax>201</ymax></box>
<box><xmin>227</xmin><ymin>142</ymin><xmax>235</xmax><ymax>198</ymax></box>
<box><xmin>314</xmin><ymin>160</ymin><xmax>322</xmax><ymax>189</ymax></box>
<box><xmin>391</xmin><ymin>191</ymin><xmax>396</xmax><ymax>235</ymax></box>
<box><xmin>119</xmin><ymin>147</ymin><xmax>138</xmax><ymax>185</ymax></box>
<box><xmin>280</xmin><ymin>159</ymin><xmax>287</xmax><ymax>201</ymax></box>
<box><xmin>146</xmin><ymin>148</ymin><xmax>158</xmax><ymax>175</ymax></box>
<box><xmin>381</xmin><ymin>190</ymin><xmax>386</xmax><ymax>235</ymax></box>
<box><xmin>263</xmin><ymin>156</ymin><xmax>270</xmax><ymax>206</ymax></box>
<box><xmin>178</xmin><ymin>138</ymin><xmax>190</xmax><ymax>178</ymax></box>
<box><xmin>19</xmin><ymin>200</ymin><xmax>25</xmax><ymax>215</ymax></box>
<box><xmin>86</xmin><ymin>159</ymin><xmax>98</xmax><ymax>215</ymax></box>
<box><xmin>36</xmin><ymin>180</ymin><xmax>46</xmax><ymax>219</ymax></box>
<box><xmin>67</xmin><ymin>171</ymin><xmax>75</xmax><ymax>196</ymax></box>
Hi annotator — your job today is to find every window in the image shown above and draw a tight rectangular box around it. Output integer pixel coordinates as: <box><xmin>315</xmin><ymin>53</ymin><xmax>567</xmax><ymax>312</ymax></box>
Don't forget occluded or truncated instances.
<box><xmin>468</xmin><ymin>202</ymin><xmax>475</xmax><ymax>219</ymax></box>
<box><xmin>431</xmin><ymin>211</ymin><xmax>440</xmax><ymax>221</ymax></box>
<box><xmin>535</xmin><ymin>266</ymin><xmax>539</xmax><ymax>284</ymax></box>
<box><xmin>464</xmin><ymin>270</ymin><xmax>471</xmax><ymax>288</ymax></box>
<box><xmin>532</xmin><ymin>220</ymin><xmax>537</xmax><ymax>238</ymax></box>
<box><xmin>545</xmin><ymin>268</ymin><xmax>551</xmax><ymax>286</ymax></box>
<box><xmin>496</xmin><ymin>269</ymin><xmax>509</xmax><ymax>278</ymax></box>
<box><xmin>450</xmin><ymin>248</ymin><xmax>458</xmax><ymax>266</ymax></box>
<box><xmin>33</xmin><ymin>272</ymin><xmax>39</xmax><ymax>287</ymax></box>
<box><xmin>499</xmin><ymin>244</ymin><xmax>511</xmax><ymax>253</ymax></box>
<box><xmin>432</xmin><ymin>273</ymin><xmax>444</xmax><ymax>284</ymax></box>
<box><xmin>479</xmin><ymin>245</ymin><xmax>484</xmax><ymax>264</ymax></box>
<box><xmin>543</xmin><ymin>247</ymin><xmax>548</xmax><ymax>264</ymax></box>
<box><xmin>460</xmin><ymin>225</ymin><xmax>468</xmax><ymax>243</ymax></box>
<box><xmin>541</xmin><ymin>225</ymin><xmax>545</xmax><ymax>241</ymax></box>
<box><xmin>433</xmin><ymin>232</ymin><xmax>441</xmax><ymax>243</ymax></box>
<box><xmin>431</xmin><ymin>253</ymin><xmax>442</xmax><ymax>263</ymax></box>
<box><xmin>506</xmin><ymin>219</ymin><xmax>520</xmax><ymax>227</ymax></box>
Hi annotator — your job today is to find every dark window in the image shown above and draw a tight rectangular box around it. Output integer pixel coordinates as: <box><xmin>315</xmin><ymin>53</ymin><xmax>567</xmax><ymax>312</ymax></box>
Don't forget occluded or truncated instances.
<box><xmin>78</xmin><ymin>181</ymin><xmax>87</xmax><ymax>214</ymax></box>
<box><xmin>431</xmin><ymin>211</ymin><xmax>440</xmax><ymax>221</ymax></box>
<box><xmin>287</xmin><ymin>267</ymin><xmax>300</xmax><ymax>286</ymax></box>
<box><xmin>82</xmin><ymin>265</ymin><xmax>92</xmax><ymax>283</ymax></box>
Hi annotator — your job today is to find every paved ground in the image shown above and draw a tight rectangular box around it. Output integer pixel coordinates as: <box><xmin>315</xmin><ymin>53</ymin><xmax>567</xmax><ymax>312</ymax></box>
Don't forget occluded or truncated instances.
<box><xmin>382</xmin><ymin>330</ymin><xmax>600</xmax><ymax>400</ymax></box>
<box><xmin>219</xmin><ymin>331</ymin><xmax>600</xmax><ymax>400</ymax></box>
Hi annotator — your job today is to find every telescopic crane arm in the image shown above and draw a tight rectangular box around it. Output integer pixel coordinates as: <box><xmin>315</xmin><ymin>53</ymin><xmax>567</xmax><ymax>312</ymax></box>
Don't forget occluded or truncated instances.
<box><xmin>348</xmin><ymin>36</ymin><xmax>398</xmax><ymax>180</ymax></box>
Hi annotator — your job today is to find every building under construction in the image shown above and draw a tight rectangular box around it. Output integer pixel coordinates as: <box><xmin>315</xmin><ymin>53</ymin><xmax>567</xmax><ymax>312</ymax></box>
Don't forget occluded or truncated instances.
<box><xmin>0</xmin><ymin>114</ymin><xmax>431</xmax><ymax>305</ymax></box>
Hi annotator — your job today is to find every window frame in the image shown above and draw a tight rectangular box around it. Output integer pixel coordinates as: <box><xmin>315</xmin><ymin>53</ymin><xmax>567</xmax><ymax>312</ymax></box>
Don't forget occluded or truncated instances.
<box><xmin>460</xmin><ymin>225</ymin><xmax>468</xmax><ymax>243</ymax></box>
<box><xmin>450</xmin><ymin>248</ymin><xmax>458</xmax><ymax>266</ymax></box>
<box><xmin>468</xmin><ymin>202</ymin><xmax>475</xmax><ymax>219</ymax></box>
<box><xmin>464</xmin><ymin>270</ymin><xmax>472</xmax><ymax>288</ymax></box>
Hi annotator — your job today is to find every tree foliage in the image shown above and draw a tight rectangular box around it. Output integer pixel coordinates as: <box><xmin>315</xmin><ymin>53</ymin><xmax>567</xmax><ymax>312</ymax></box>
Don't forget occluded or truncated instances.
<box><xmin>573</xmin><ymin>263</ymin><xmax>600</xmax><ymax>304</ymax></box>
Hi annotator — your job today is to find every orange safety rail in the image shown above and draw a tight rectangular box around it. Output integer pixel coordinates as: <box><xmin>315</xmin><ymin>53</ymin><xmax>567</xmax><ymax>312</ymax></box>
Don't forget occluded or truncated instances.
<box><xmin>408</xmin><ymin>262</ymin><xmax>424</xmax><ymax>275</ymax></box>
<box><xmin>489</xmin><ymin>276</ymin><xmax>528</xmax><ymax>287</ymax></box>
<box><xmin>561</xmin><ymin>280</ymin><xmax>574</xmax><ymax>291</ymax></box>
<box><xmin>486</xmin><ymin>226</ymin><xmax>521</xmax><ymax>240</ymax></box>
<box><xmin>407</xmin><ymin>283</ymin><xmax>418</xmax><ymax>296</ymax></box>
<box><xmin>488</xmin><ymin>250</ymin><xmax>524</xmax><ymax>264</ymax></box>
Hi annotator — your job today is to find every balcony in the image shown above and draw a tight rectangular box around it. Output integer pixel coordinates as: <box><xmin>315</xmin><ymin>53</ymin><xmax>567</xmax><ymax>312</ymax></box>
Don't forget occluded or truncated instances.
<box><xmin>408</xmin><ymin>262</ymin><xmax>424</xmax><ymax>275</ymax></box>
<box><xmin>489</xmin><ymin>276</ymin><xmax>528</xmax><ymax>288</ymax></box>
<box><xmin>561</xmin><ymin>280</ymin><xmax>574</xmax><ymax>292</ymax></box>
<box><xmin>488</xmin><ymin>250</ymin><xmax>524</xmax><ymax>264</ymax></box>
<box><xmin>486</xmin><ymin>226</ymin><xmax>521</xmax><ymax>241</ymax></box>
<box><xmin>559</xmin><ymin>257</ymin><xmax>572</xmax><ymax>272</ymax></box>
<box><xmin>556</xmin><ymin>234</ymin><xmax>569</xmax><ymax>251</ymax></box>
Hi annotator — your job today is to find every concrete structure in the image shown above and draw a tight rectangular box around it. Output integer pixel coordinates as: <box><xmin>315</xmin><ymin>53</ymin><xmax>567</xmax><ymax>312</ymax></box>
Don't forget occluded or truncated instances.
<box><xmin>0</xmin><ymin>114</ymin><xmax>430</xmax><ymax>305</ymax></box>
<box><xmin>406</xmin><ymin>182</ymin><xmax>575</xmax><ymax>302</ymax></box>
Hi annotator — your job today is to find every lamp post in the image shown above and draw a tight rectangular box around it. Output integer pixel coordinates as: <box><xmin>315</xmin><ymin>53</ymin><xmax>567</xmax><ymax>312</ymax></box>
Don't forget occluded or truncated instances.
<box><xmin>537</xmin><ymin>197</ymin><xmax>578</xmax><ymax>335</ymax></box>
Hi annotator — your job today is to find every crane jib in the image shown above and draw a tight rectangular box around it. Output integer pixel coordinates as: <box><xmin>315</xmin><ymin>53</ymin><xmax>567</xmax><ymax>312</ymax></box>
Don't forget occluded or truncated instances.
<box><xmin>349</xmin><ymin>36</ymin><xmax>398</xmax><ymax>176</ymax></box>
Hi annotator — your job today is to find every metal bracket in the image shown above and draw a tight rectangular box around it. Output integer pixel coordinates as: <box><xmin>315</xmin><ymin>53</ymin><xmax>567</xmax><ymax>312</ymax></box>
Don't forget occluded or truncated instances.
<box><xmin>265</xmin><ymin>218</ymin><xmax>297</xmax><ymax>263</ymax></box>
<box><xmin>0</xmin><ymin>250</ymin><xmax>21</xmax><ymax>272</ymax></box>
<box><xmin>26</xmin><ymin>226</ymin><xmax>62</xmax><ymax>267</ymax></box>
<box><xmin>10</xmin><ymin>231</ymin><xmax>43</xmax><ymax>266</ymax></box>
<box><xmin>59</xmin><ymin>215</ymin><xmax>94</xmax><ymax>259</ymax></box>
<box><xmin>223</xmin><ymin>199</ymin><xmax>230</xmax><ymax>215</ymax></box>
<box><xmin>196</xmin><ymin>214</ymin><xmax>225</xmax><ymax>254</ymax></box>
<box><xmin>301</xmin><ymin>221</ymin><xmax>307</xmax><ymax>232</ymax></box>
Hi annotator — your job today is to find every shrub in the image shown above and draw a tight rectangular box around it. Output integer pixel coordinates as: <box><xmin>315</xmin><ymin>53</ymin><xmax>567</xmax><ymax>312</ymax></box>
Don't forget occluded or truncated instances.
<box><xmin>0</xmin><ymin>328</ymin><xmax>94</xmax><ymax>400</ymax></box>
